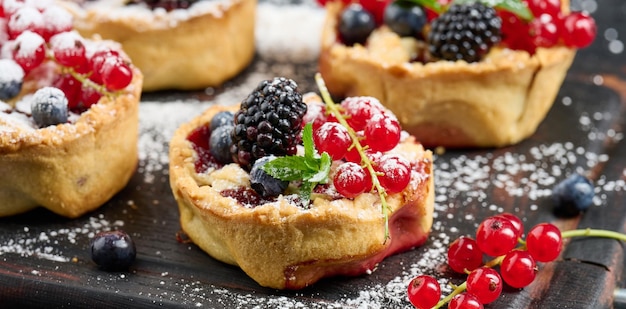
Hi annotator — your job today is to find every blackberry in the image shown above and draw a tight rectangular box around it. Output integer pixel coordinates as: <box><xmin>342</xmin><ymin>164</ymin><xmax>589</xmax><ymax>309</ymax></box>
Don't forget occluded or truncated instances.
<box><xmin>230</xmin><ymin>77</ymin><xmax>307</xmax><ymax>170</ymax></box>
<box><xmin>428</xmin><ymin>2</ymin><xmax>502</xmax><ymax>63</ymax></box>
<box><xmin>125</xmin><ymin>0</ymin><xmax>199</xmax><ymax>11</ymax></box>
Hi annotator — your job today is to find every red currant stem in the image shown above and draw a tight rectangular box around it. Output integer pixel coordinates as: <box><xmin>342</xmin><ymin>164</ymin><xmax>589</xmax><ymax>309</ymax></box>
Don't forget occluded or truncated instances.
<box><xmin>433</xmin><ymin>281</ymin><xmax>466</xmax><ymax>309</ymax></box>
<box><xmin>434</xmin><ymin>254</ymin><xmax>504</xmax><ymax>308</ymax></box>
<box><xmin>561</xmin><ymin>229</ymin><xmax>626</xmax><ymax>242</ymax></box>
<box><xmin>46</xmin><ymin>53</ymin><xmax>120</xmax><ymax>98</ymax></box>
<box><xmin>432</xmin><ymin>228</ymin><xmax>626</xmax><ymax>308</ymax></box>
<box><xmin>314</xmin><ymin>73</ymin><xmax>391</xmax><ymax>242</ymax></box>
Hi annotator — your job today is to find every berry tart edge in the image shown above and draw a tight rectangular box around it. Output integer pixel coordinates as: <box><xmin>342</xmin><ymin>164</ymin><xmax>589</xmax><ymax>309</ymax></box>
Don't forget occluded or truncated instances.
<box><xmin>0</xmin><ymin>66</ymin><xmax>144</xmax><ymax>218</ymax></box>
<box><xmin>318</xmin><ymin>1</ymin><xmax>577</xmax><ymax>148</ymax></box>
<box><xmin>168</xmin><ymin>96</ymin><xmax>435</xmax><ymax>290</ymax></box>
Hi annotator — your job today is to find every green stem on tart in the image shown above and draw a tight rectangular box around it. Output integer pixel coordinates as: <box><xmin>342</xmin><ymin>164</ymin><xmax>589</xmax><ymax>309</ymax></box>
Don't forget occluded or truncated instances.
<box><xmin>314</xmin><ymin>73</ymin><xmax>392</xmax><ymax>242</ymax></box>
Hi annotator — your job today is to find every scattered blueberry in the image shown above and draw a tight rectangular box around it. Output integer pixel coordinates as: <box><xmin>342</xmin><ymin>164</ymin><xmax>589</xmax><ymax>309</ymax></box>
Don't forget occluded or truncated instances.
<box><xmin>209</xmin><ymin>124</ymin><xmax>234</xmax><ymax>164</ymax></box>
<box><xmin>250</xmin><ymin>156</ymin><xmax>288</xmax><ymax>198</ymax></box>
<box><xmin>338</xmin><ymin>4</ymin><xmax>376</xmax><ymax>46</ymax></box>
<box><xmin>91</xmin><ymin>230</ymin><xmax>137</xmax><ymax>271</ymax></box>
<box><xmin>552</xmin><ymin>173</ymin><xmax>595</xmax><ymax>217</ymax></box>
<box><xmin>31</xmin><ymin>87</ymin><xmax>69</xmax><ymax>128</ymax></box>
<box><xmin>0</xmin><ymin>59</ymin><xmax>25</xmax><ymax>101</ymax></box>
<box><xmin>384</xmin><ymin>1</ymin><xmax>427</xmax><ymax>39</ymax></box>
<box><xmin>210</xmin><ymin>111</ymin><xmax>234</xmax><ymax>132</ymax></box>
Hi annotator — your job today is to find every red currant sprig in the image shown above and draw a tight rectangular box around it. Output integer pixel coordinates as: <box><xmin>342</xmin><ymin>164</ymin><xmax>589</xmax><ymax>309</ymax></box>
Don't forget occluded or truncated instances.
<box><xmin>407</xmin><ymin>213</ymin><xmax>626</xmax><ymax>308</ymax></box>
<box><xmin>315</xmin><ymin>73</ymin><xmax>394</xmax><ymax>241</ymax></box>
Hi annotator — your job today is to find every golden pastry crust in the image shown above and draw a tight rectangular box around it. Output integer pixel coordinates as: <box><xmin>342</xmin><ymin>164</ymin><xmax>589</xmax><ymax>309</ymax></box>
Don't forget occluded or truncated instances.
<box><xmin>319</xmin><ymin>2</ymin><xmax>576</xmax><ymax>148</ymax></box>
<box><xmin>169</xmin><ymin>97</ymin><xmax>434</xmax><ymax>289</ymax></box>
<box><xmin>0</xmin><ymin>67</ymin><xmax>143</xmax><ymax>218</ymax></box>
<box><xmin>60</xmin><ymin>0</ymin><xmax>256</xmax><ymax>92</ymax></box>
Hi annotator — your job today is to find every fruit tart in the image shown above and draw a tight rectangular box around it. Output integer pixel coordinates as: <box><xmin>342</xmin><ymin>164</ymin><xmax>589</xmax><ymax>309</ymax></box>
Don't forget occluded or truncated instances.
<box><xmin>319</xmin><ymin>0</ymin><xmax>596</xmax><ymax>147</ymax></box>
<box><xmin>169</xmin><ymin>76</ymin><xmax>434</xmax><ymax>289</ymax></box>
<box><xmin>59</xmin><ymin>0</ymin><xmax>256</xmax><ymax>92</ymax></box>
<box><xmin>0</xmin><ymin>1</ymin><xmax>143</xmax><ymax>218</ymax></box>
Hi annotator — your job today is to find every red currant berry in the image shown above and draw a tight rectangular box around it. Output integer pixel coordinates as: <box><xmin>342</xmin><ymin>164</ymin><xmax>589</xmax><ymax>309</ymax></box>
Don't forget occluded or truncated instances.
<box><xmin>524</xmin><ymin>0</ymin><xmax>562</xmax><ymax>18</ymax></box>
<box><xmin>496</xmin><ymin>213</ymin><xmax>524</xmax><ymax>239</ymax></box>
<box><xmin>2</xmin><ymin>0</ymin><xmax>26</xmax><ymax>18</ymax></box>
<box><xmin>501</xmin><ymin>250</ymin><xmax>537</xmax><ymax>288</ymax></box>
<box><xmin>340</xmin><ymin>96</ymin><xmax>385</xmax><ymax>131</ymax></box>
<box><xmin>407</xmin><ymin>275</ymin><xmax>441</xmax><ymax>309</ymax></box>
<box><xmin>50</xmin><ymin>32</ymin><xmax>88</xmax><ymax>70</ymax></box>
<box><xmin>314</xmin><ymin>122</ymin><xmax>352</xmax><ymax>160</ymax></box>
<box><xmin>359</xmin><ymin>0</ymin><xmax>391</xmax><ymax>25</ymax></box>
<box><xmin>449</xmin><ymin>293</ymin><xmax>483</xmax><ymax>309</ymax></box>
<box><xmin>302</xmin><ymin>101</ymin><xmax>329</xmax><ymax>131</ymax></box>
<box><xmin>561</xmin><ymin>12</ymin><xmax>596</xmax><ymax>48</ymax></box>
<box><xmin>99</xmin><ymin>56</ymin><xmax>133</xmax><ymax>90</ymax></box>
<box><xmin>12</xmin><ymin>30</ymin><xmax>46</xmax><ymax>72</ymax></box>
<box><xmin>373</xmin><ymin>154</ymin><xmax>411</xmax><ymax>194</ymax></box>
<box><xmin>363</xmin><ymin>113</ymin><xmax>401</xmax><ymax>152</ymax></box>
<box><xmin>79</xmin><ymin>84</ymin><xmax>103</xmax><ymax>109</ymax></box>
<box><xmin>40</xmin><ymin>6</ymin><xmax>73</xmax><ymax>41</ymax></box>
<box><xmin>7</xmin><ymin>6</ymin><xmax>44</xmax><ymax>39</ymax></box>
<box><xmin>52</xmin><ymin>73</ymin><xmax>82</xmax><ymax>110</ymax></box>
<box><xmin>475</xmin><ymin>215</ymin><xmax>518</xmax><ymax>257</ymax></box>
<box><xmin>529</xmin><ymin>14</ymin><xmax>560</xmax><ymax>48</ymax></box>
<box><xmin>447</xmin><ymin>236</ymin><xmax>483</xmax><ymax>274</ymax></box>
<box><xmin>333</xmin><ymin>162</ymin><xmax>371</xmax><ymax>198</ymax></box>
<box><xmin>88</xmin><ymin>49</ymin><xmax>120</xmax><ymax>84</ymax></box>
<box><xmin>466</xmin><ymin>267</ymin><xmax>503</xmax><ymax>304</ymax></box>
<box><xmin>526</xmin><ymin>223</ymin><xmax>562</xmax><ymax>262</ymax></box>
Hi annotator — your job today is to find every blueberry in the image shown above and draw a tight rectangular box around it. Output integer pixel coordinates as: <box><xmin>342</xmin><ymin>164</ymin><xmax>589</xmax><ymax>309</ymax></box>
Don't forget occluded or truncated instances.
<box><xmin>552</xmin><ymin>173</ymin><xmax>595</xmax><ymax>217</ymax></box>
<box><xmin>209</xmin><ymin>124</ymin><xmax>234</xmax><ymax>164</ymax></box>
<box><xmin>210</xmin><ymin>111</ymin><xmax>234</xmax><ymax>132</ymax></box>
<box><xmin>250</xmin><ymin>156</ymin><xmax>288</xmax><ymax>198</ymax></box>
<box><xmin>90</xmin><ymin>230</ymin><xmax>136</xmax><ymax>271</ymax></box>
<box><xmin>384</xmin><ymin>1</ymin><xmax>427</xmax><ymax>39</ymax></box>
<box><xmin>0</xmin><ymin>59</ymin><xmax>25</xmax><ymax>101</ymax></box>
<box><xmin>31</xmin><ymin>87</ymin><xmax>69</xmax><ymax>128</ymax></box>
<box><xmin>338</xmin><ymin>4</ymin><xmax>376</xmax><ymax>46</ymax></box>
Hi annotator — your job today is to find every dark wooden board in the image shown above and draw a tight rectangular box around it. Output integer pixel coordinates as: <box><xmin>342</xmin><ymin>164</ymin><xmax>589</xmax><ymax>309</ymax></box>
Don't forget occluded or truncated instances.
<box><xmin>1</xmin><ymin>1</ymin><xmax>625</xmax><ymax>308</ymax></box>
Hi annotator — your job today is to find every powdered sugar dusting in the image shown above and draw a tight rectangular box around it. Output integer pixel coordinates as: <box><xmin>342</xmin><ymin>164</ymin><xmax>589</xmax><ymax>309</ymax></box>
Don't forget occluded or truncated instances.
<box><xmin>0</xmin><ymin>215</ymin><xmax>124</xmax><ymax>262</ymax></box>
<box><xmin>1</xmin><ymin>0</ymin><xmax>624</xmax><ymax>307</ymax></box>
<box><xmin>0</xmin><ymin>58</ymin><xmax>25</xmax><ymax>83</ymax></box>
<box><xmin>13</xmin><ymin>30</ymin><xmax>44</xmax><ymax>59</ymax></box>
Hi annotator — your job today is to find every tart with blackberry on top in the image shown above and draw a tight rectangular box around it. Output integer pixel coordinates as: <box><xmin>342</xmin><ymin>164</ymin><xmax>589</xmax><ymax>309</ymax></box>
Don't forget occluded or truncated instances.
<box><xmin>59</xmin><ymin>0</ymin><xmax>256</xmax><ymax>91</ymax></box>
<box><xmin>0</xmin><ymin>1</ymin><xmax>143</xmax><ymax>218</ymax></box>
<box><xmin>319</xmin><ymin>0</ymin><xmax>596</xmax><ymax>147</ymax></box>
<box><xmin>169</xmin><ymin>76</ymin><xmax>434</xmax><ymax>289</ymax></box>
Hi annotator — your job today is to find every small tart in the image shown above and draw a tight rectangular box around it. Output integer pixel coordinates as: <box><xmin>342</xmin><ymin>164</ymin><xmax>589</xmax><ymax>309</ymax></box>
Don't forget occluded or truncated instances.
<box><xmin>0</xmin><ymin>65</ymin><xmax>143</xmax><ymax>218</ymax></box>
<box><xmin>60</xmin><ymin>0</ymin><xmax>256</xmax><ymax>91</ymax></box>
<box><xmin>319</xmin><ymin>2</ymin><xmax>576</xmax><ymax>148</ymax></box>
<box><xmin>169</xmin><ymin>94</ymin><xmax>434</xmax><ymax>289</ymax></box>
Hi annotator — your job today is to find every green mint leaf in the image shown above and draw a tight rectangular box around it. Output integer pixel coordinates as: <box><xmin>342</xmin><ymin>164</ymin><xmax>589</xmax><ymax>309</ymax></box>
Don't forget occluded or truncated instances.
<box><xmin>492</xmin><ymin>0</ymin><xmax>533</xmax><ymax>21</ymax></box>
<box><xmin>307</xmin><ymin>152</ymin><xmax>332</xmax><ymax>184</ymax></box>
<box><xmin>452</xmin><ymin>0</ymin><xmax>533</xmax><ymax>21</ymax></box>
<box><xmin>262</xmin><ymin>156</ymin><xmax>311</xmax><ymax>181</ymax></box>
<box><xmin>299</xmin><ymin>181</ymin><xmax>315</xmax><ymax>208</ymax></box>
<box><xmin>401</xmin><ymin>0</ymin><xmax>444</xmax><ymax>13</ymax></box>
<box><xmin>302</xmin><ymin>123</ymin><xmax>316</xmax><ymax>164</ymax></box>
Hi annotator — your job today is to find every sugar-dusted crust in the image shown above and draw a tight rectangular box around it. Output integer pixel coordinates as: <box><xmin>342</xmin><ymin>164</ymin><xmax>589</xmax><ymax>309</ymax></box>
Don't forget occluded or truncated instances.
<box><xmin>169</xmin><ymin>96</ymin><xmax>434</xmax><ymax>289</ymax></box>
<box><xmin>60</xmin><ymin>0</ymin><xmax>256</xmax><ymax>91</ymax></box>
<box><xmin>319</xmin><ymin>2</ymin><xmax>576</xmax><ymax>148</ymax></box>
<box><xmin>0</xmin><ymin>67</ymin><xmax>143</xmax><ymax>218</ymax></box>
